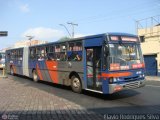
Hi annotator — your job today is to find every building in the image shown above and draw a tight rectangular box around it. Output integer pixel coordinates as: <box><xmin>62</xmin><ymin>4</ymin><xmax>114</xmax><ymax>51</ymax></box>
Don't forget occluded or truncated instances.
<box><xmin>14</xmin><ymin>40</ymin><xmax>48</xmax><ymax>48</ymax></box>
<box><xmin>137</xmin><ymin>16</ymin><xmax>160</xmax><ymax>76</ymax></box>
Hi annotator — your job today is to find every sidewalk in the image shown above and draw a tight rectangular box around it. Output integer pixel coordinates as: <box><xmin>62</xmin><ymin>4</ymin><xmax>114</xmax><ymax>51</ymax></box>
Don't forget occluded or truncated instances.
<box><xmin>145</xmin><ymin>76</ymin><xmax>160</xmax><ymax>81</ymax></box>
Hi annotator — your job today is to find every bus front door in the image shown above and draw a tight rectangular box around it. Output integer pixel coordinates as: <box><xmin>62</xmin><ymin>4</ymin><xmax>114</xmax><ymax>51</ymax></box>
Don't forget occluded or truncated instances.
<box><xmin>86</xmin><ymin>47</ymin><xmax>102</xmax><ymax>91</ymax></box>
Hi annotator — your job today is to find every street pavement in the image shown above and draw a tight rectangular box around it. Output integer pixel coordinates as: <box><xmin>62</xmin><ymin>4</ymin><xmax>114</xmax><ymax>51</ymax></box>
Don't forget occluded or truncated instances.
<box><xmin>0</xmin><ymin>73</ymin><xmax>160</xmax><ymax>120</ymax></box>
<box><xmin>0</xmin><ymin>75</ymin><xmax>103</xmax><ymax>120</ymax></box>
<box><xmin>145</xmin><ymin>76</ymin><xmax>160</xmax><ymax>81</ymax></box>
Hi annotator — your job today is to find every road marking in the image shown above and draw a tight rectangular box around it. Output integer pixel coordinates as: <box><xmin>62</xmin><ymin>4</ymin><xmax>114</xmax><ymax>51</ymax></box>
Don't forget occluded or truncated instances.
<box><xmin>146</xmin><ymin>85</ymin><xmax>160</xmax><ymax>88</ymax></box>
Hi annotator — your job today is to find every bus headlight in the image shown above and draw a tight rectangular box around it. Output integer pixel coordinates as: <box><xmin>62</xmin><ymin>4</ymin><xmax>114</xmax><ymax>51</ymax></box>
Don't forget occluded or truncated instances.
<box><xmin>113</xmin><ymin>78</ymin><xmax>117</xmax><ymax>82</ymax></box>
<box><xmin>109</xmin><ymin>77</ymin><xmax>120</xmax><ymax>83</ymax></box>
<box><xmin>140</xmin><ymin>74</ymin><xmax>145</xmax><ymax>78</ymax></box>
<box><xmin>109</xmin><ymin>78</ymin><xmax>114</xmax><ymax>83</ymax></box>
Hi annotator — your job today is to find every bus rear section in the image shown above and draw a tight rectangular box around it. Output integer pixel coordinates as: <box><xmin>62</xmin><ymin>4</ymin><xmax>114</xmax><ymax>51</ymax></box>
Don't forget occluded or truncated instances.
<box><xmin>5</xmin><ymin>47</ymin><xmax>29</xmax><ymax>76</ymax></box>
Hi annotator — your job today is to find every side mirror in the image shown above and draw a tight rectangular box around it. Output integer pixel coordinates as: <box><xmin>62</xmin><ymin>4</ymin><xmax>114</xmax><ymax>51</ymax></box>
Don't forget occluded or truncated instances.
<box><xmin>104</xmin><ymin>45</ymin><xmax>109</xmax><ymax>56</ymax></box>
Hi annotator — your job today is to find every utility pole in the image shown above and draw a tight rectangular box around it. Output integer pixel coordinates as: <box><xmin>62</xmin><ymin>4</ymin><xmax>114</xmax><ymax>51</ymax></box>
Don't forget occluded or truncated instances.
<box><xmin>26</xmin><ymin>35</ymin><xmax>34</xmax><ymax>46</ymax></box>
<box><xmin>67</xmin><ymin>22</ymin><xmax>78</xmax><ymax>38</ymax></box>
<box><xmin>59</xmin><ymin>24</ymin><xmax>72</xmax><ymax>38</ymax></box>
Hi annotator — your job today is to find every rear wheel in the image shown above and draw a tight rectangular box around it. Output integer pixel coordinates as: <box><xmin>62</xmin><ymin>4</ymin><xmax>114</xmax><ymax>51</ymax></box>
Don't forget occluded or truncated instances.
<box><xmin>10</xmin><ymin>67</ymin><xmax>14</xmax><ymax>75</ymax></box>
<box><xmin>33</xmin><ymin>70</ymin><xmax>38</xmax><ymax>82</ymax></box>
<box><xmin>71</xmin><ymin>76</ymin><xmax>82</xmax><ymax>93</ymax></box>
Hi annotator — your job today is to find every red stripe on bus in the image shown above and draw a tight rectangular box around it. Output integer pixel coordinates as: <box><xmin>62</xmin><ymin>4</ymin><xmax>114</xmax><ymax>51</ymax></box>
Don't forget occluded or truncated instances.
<box><xmin>87</xmin><ymin>72</ymin><xmax>131</xmax><ymax>79</ymax></box>
<box><xmin>101</xmin><ymin>72</ymin><xmax>131</xmax><ymax>78</ymax></box>
<box><xmin>11</xmin><ymin>64</ymin><xmax>16</xmax><ymax>74</ymax></box>
<box><xmin>36</xmin><ymin>64</ymin><xmax>43</xmax><ymax>80</ymax></box>
<box><xmin>45</xmin><ymin>61</ymin><xmax>58</xmax><ymax>84</ymax></box>
<box><xmin>87</xmin><ymin>74</ymin><xmax>93</xmax><ymax>78</ymax></box>
<box><xmin>12</xmin><ymin>65</ymin><xmax>16</xmax><ymax>74</ymax></box>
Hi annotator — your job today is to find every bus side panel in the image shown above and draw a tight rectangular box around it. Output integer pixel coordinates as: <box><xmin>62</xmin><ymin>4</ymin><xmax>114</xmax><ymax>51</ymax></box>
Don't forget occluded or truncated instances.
<box><xmin>83</xmin><ymin>48</ymin><xmax>87</xmax><ymax>89</ymax></box>
<box><xmin>28</xmin><ymin>60</ymin><xmax>37</xmax><ymax>78</ymax></box>
<box><xmin>37</xmin><ymin>61</ymin><xmax>47</xmax><ymax>80</ymax></box>
<box><xmin>17</xmin><ymin>59</ymin><xmax>23</xmax><ymax>75</ymax></box>
<box><xmin>58</xmin><ymin>61</ymin><xmax>84</xmax><ymax>88</ymax></box>
<box><xmin>5</xmin><ymin>51</ymin><xmax>10</xmax><ymax>73</ymax></box>
<box><xmin>12</xmin><ymin>64</ymin><xmax>17</xmax><ymax>74</ymax></box>
<box><xmin>45</xmin><ymin>61</ymin><xmax>58</xmax><ymax>83</ymax></box>
<box><xmin>22</xmin><ymin>47</ymin><xmax>29</xmax><ymax>77</ymax></box>
<box><xmin>36</xmin><ymin>60</ymin><xmax>55</xmax><ymax>82</ymax></box>
<box><xmin>57</xmin><ymin>61</ymin><xmax>68</xmax><ymax>85</ymax></box>
<box><xmin>102</xmin><ymin>78</ymin><xmax>109</xmax><ymax>94</ymax></box>
<box><xmin>13</xmin><ymin>61</ymin><xmax>18</xmax><ymax>74</ymax></box>
<box><xmin>16</xmin><ymin>66</ymin><xmax>23</xmax><ymax>75</ymax></box>
<box><xmin>38</xmin><ymin>60</ymin><xmax>52</xmax><ymax>82</ymax></box>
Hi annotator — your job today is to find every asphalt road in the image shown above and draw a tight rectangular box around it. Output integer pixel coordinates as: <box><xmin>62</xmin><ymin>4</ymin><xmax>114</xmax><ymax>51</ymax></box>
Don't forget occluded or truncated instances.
<box><xmin>6</xmin><ymin>74</ymin><xmax>160</xmax><ymax>115</ymax></box>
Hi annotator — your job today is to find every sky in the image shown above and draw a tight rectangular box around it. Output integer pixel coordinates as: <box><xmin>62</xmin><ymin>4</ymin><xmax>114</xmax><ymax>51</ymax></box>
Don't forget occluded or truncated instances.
<box><xmin>0</xmin><ymin>0</ymin><xmax>159</xmax><ymax>50</ymax></box>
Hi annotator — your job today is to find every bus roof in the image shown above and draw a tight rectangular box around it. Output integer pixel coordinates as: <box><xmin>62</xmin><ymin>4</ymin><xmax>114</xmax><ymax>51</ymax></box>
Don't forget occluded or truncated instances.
<box><xmin>6</xmin><ymin>32</ymin><xmax>138</xmax><ymax>50</ymax></box>
<box><xmin>107</xmin><ymin>32</ymin><xmax>137</xmax><ymax>37</ymax></box>
<box><xmin>30</xmin><ymin>32</ymin><xmax>137</xmax><ymax>47</ymax></box>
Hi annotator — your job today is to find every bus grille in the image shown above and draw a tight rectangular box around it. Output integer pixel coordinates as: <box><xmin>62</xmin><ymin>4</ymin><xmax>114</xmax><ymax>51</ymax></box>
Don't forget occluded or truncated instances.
<box><xmin>124</xmin><ymin>76</ymin><xmax>139</xmax><ymax>81</ymax></box>
<box><xmin>123</xmin><ymin>81</ymin><xmax>140</xmax><ymax>89</ymax></box>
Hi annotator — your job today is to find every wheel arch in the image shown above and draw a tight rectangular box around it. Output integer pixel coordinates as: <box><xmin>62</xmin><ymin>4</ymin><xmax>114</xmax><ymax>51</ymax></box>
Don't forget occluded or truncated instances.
<box><xmin>32</xmin><ymin>68</ymin><xmax>36</xmax><ymax>73</ymax></box>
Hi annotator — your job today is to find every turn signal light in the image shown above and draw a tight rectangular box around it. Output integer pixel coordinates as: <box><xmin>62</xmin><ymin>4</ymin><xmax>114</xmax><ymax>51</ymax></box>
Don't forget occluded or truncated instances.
<box><xmin>114</xmin><ymin>85</ymin><xmax>122</xmax><ymax>92</ymax></box>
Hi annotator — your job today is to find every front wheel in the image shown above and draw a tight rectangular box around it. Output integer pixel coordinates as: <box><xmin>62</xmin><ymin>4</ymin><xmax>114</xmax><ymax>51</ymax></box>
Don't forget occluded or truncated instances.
<box><xmin>32</xmin><ymin>70</ymin><xmax>38</xmax><ymax>82</ymax></box>
<box><xmin>71</xmin><ymin>76</ymin><xmax>82</xmax><ymax>93</ymax></box>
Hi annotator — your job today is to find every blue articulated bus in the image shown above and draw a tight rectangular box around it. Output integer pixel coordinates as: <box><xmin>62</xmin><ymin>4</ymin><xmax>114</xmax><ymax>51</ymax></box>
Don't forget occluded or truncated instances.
<box><xmin>6</xmin><ymin>32</ymin><xmax>145</xmax><ymax>94</ymax></box>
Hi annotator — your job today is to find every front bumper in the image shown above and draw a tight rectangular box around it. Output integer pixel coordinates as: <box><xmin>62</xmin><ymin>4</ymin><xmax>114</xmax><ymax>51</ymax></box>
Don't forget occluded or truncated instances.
<box><xmin>109</xmin><ymin>79</ymin><xmax>146</xmax><ymax>94</ymax></box>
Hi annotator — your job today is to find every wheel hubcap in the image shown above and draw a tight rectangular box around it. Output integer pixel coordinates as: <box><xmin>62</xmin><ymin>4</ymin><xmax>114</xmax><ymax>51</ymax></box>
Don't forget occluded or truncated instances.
<box><xmin>73</xmin><ymin>78</ymin><xmax>80</xmax><ymax>88</ymax></box>
<box><xmin>33</xmin><ymin>72</ymin><xmax>37</xmax><ymax>80</ymax></box>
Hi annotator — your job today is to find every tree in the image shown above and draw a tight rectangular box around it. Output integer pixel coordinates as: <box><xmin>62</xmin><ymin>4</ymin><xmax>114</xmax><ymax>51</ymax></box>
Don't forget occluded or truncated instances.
<box><xmin>58</xmin><ymin>36</ymin><xmax>70</xmax><ymax>42</ymax></box>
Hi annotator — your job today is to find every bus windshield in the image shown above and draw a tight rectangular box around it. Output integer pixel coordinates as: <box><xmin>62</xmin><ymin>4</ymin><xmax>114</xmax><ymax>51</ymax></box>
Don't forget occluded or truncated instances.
<box><xmin>105</xmin><ymin>43</ymin><xmax>144</xmax><ymax>71</ymax></box>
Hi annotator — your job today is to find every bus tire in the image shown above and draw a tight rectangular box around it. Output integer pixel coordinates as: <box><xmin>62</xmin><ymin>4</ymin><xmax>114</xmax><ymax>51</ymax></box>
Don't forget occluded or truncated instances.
<box><xmin>10</xmin><ymin>67</ymin><xmax>14</xmax><ymax>76</ymax></box>
<box><xmin>71</xmin><ymin>75</ymin><xmax>82</xmax><ymax>93</ymax></box>
<box><xmin>32</xmin><ymin>70</ymin><xmax>38</xmax><ymax>82</ymax></box>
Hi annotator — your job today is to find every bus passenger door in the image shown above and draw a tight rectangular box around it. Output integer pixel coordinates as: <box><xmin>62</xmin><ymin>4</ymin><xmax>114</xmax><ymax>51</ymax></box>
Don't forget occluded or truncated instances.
<box><xmin>86</xmin><ymin>47</ymin><xmax>102</xmax><ymax>91</ymax></box>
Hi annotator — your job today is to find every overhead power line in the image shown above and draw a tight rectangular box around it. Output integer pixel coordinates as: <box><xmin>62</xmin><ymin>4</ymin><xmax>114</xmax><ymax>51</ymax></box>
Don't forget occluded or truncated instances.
<box><xmin>76</xmin><ymin>6</ymin><xmax>159</xmax><ymax>25</ymax></box>
<box><xmin>72</xmin><ymin>0</ymin><xmax>159</xmax><ymax>24</ymax></box>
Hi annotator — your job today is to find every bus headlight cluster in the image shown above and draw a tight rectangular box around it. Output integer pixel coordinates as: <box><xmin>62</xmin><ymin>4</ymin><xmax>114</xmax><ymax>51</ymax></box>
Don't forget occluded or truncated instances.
<box><xmin>109</xmin><ymin>77</ymin><xmax>120</xmax><ymax>83</ymax></box>
<box><xmin>139</xmin><ymin>74</ymin><xmax>145</xmax><ymax>78</ymax></box>
<box><xmin>136</xmin><ymin>71</ymin><xmax>142</xmax><ymax>74</ymax></box>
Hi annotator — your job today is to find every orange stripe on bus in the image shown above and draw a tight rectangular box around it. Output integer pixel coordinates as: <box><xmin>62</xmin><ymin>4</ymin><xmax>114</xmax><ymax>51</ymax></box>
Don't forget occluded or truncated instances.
<box><xmin>101</xmin><ymin>72</ymin><xmax>131</xmax><ymax>78</ymax></box>
<box><xmin>45</xmin><ymin>61</ymin><xmax>58</xmax><ymax>84</ymax></box>
<box><xmin>36</xmin><ymin>64</ymin><xmax>43</xmax><ymax>80</ymax></box>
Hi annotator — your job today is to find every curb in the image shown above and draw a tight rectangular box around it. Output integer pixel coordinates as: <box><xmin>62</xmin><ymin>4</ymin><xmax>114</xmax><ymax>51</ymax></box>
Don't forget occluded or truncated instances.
<box><xmin>145</xmin><ymin>76</ymin><xmax>160</xmax><ymax>81</ymax></box>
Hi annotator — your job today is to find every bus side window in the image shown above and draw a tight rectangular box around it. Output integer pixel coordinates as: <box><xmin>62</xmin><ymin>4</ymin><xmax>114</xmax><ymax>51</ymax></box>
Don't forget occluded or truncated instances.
<box><xmin>55</xmin><ymin>45</ymin><xmax>61</xmax><ymax>61</ymax></box>
<box><xmin>30</xmin><ymin>48</ymin><xmax>36</xmax><ymax>60</ymax></box>
<box><xmin>87</xmin><ymin>49</ymin><xmax>93</xmax><ymax>62</ymax></box>
<box><xmin>46</xmin><ymin>46</ymin><xmax>55</xmax><ymax>61</ymax></box>
<box><xmin>67</xmin><ymin>41</ymin><xmax>82</xmax><ymax>61</ymax></box>
<box><xmin>47</xmin><ymin>53</ymin><xmax>55</xmax><ymax>60</ymax></box>
<box><xmin>17</xmin><ymin>49</ymin><xmax>23</xmax><ymax>60</ymax></box>
<box><xmin>37</xmin><ymin>47</ymin><xmax>46</xmax><ymax>61</ymax></box>
<box><xmin>60</xmin><ymin>44</ymin><xmax>67</xmax><ymax>61</ymax></box>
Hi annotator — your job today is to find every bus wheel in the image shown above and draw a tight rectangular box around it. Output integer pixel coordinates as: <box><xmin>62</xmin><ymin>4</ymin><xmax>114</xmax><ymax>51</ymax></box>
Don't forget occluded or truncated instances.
<box><xmin>33</xmin><ymin>70</ymin><xmax>38</xmax><ymax>82</ymax></box>
<box><xmin>71</xmin><ymin>76</ymin><xmax>82</xmax><ymax>93</ymax></box>
<box><xmin>10</xmin><ymin>67</ymin><xmax>14</xmax><ymax>75</ymax></box>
